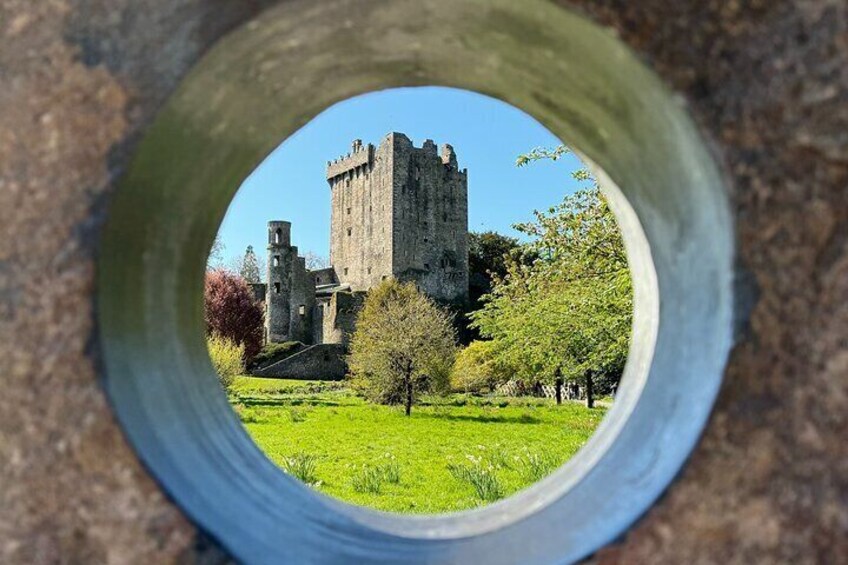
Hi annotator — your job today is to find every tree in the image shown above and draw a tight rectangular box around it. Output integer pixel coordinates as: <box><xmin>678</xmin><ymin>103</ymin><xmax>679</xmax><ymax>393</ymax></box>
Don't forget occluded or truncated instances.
<box><xmin>229</xmin><ymin>245</ymin><xmax>264</xmax><ymax>283</ymax></box>
<box><xmin>349</xmin><ymin>279</ymin><xmax>457</xmax><ymax>415</ymax></box>
<box><xmin>207</xmin><ymin>236</ymin><xmax>226</xmax><ymax>271</ymax></box>
<box><xmin>468</xmin><ymin>231</ymin><xmax>521</xmax><ymax>303</ymax></box>
<box><xmin>303</xmin><ymin>251</ymin><xmax>329</xmax><ymax>271</ymax></box>
<box><xmin>471</xmin><ymin>149</ymin><xmax>632</xmax><ymax>408</ymax></box>
<box><xmin>450</xmin><ymin>340</ymin><xmax>512</xmax><ymax>393</ymax></box>
<box><xmin>204</xmin><ymin>269</ymin><xmax>265</xmax><ymax>363</ymax></box>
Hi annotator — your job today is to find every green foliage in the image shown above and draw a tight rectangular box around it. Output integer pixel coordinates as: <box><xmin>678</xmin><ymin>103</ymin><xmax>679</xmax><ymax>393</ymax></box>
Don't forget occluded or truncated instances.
<box><xmin>351</xmin><ymin>458</ymin><xmax>401</xmax><ymax>494</ymax></box>
<box><xmin>232</xmin><ymin>375</ymin><xmax>605</xmax><ymax>513</ymax></box>
<box><xmin>351</xmin><ymin>466</ymin><xmax>386</xmax><ymax>493</ymax></box>
<box><xmin>450</xmin><ymin>340</ymin><xmax>512</xmax><ymax>393</ymax></box>
<box><xmin>349</xmin><ymin>279</ymin><xmax>457</xmax><ymax>415</ymax></box>
<box><xmin>207</xmin><ymin>334</ymin><xmax>244</xmax><ymax>391</ymax></box>
<box><xmin>471</xmin><ymin>151</ymin><xmax>632</xmax><ymax>401</ymax></box>
<box><xmin>447</xmin><ymin>458</ymin><xmax>504</xmax><ymax>503</ymax></box>
<box><xmin>281</xmin><ymin>452</ymin><xmax>319</xmax><ymax>485</ymax></box>
<box><xmin>238</xmin><ymin>245</ymin><xmax>262</xmax><ymax>283</ymax></box>
<box><xmin>251</xmin><ymin>341</ymin><xmax>304</xmax><ymax>368</ymax></box>
<box><xmin>518</xmin><ymin>450</ymin><xmax>559</xmax><ymax>482</ymax></box>
<box><xmin>468</xmin><ymin>231</ymin><xmax>521</xmax><ymax>284</ymax></box>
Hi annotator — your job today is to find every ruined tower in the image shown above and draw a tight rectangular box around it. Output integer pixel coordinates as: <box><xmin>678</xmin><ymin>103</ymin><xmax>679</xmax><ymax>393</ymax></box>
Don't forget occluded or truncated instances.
<box><xmin>326</xmin><ymin>133</ymin><xmax>469</xmax><ymax>303</ymax></box>
<box><xmin>265</xmin><ymin>221</ymin><xmax>315</xmax><ymax>343</ymax></box>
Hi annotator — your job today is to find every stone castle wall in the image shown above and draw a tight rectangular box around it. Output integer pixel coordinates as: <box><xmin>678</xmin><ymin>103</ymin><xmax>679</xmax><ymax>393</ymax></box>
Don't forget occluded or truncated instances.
<box><xmin>265</xmin><ymin>221</ymin><xmax>316</xmax><ymax>343</ymax></box>
<box><xmin>327</xmin><ymin>133</ymin><xmax>469</xmax><ymax>304</ymax></box>
<box><xmin>265</xmin><ymin>221</ymin><xmax>293</xmax><ymax>342</ymax></box>
<box><xmin>389</xmin><ymin>135</ymin><xmax>469</xmax><ymax>303</ymax></box>
<box><xmin>327</xmin><ymin>138</ymin><xmax>394</xmax><ymax>291</ymax></box>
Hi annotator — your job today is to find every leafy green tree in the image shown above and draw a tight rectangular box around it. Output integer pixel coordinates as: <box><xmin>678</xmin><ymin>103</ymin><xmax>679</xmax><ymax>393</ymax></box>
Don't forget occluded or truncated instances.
<box><xmin>468</xmin><ymin>231</ymin><xmax>521</xmax><ymax>293</ymax></box>
<box><xmin>349</xmin><ymin>279</ymin><xmax>457</xmax><ymax>415</ymax></box>
<box><xmin>237</xmin><ymin>245</ymin><xmax>262</xmax><ymax>284</ymax></box>
<box><xmin>450</xmin><ymin>340</ymin><xmax>512</xmax><ymax>393</ymax></box>
<box><xmin>472</xmin><ymin>148</ymin><xmax>632</xmax><ymax>408</ymax></box>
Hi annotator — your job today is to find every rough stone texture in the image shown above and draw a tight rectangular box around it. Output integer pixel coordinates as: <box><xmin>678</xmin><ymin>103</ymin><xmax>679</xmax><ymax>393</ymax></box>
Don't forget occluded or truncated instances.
<box><xmin>328</xmin><ymin>133</ymin><xmax>469</xmax><ymax>303</ymax></box>
<box><xmin>252</xmin><ymin>344</ymin><xmax>347</xmax><ymax>380</ymax></box>
<box><xmin>0</xmin><ymin>1</ymin><xmax>846</xmax><ymax>564</ymax></box>
<box><xmin>264</xmin><ymin>221</ymin><xmax>316</xmax><ymax>343</ymax></box>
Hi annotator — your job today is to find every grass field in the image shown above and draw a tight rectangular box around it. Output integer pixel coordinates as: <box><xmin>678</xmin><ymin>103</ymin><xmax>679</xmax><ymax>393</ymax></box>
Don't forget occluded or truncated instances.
<box><xmin>229</xmin><ymin>376</ymin><xmax>607</xmax><ymax>514</ymax></box>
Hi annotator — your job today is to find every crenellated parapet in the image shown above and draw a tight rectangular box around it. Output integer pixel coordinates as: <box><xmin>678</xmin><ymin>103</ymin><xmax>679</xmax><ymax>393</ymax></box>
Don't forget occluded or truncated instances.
<box><xmin>326</xmin><ymin>139</ymin><xmax>375</xmax><ymax>181</ymax></box>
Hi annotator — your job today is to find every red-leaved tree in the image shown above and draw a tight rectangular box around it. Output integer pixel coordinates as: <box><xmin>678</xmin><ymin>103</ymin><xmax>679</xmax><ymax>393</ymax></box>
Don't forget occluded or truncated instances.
<box><xmin>204</xmin><ymin>269</ymin><xmax>264</xmax><ymax>362</ymax></box>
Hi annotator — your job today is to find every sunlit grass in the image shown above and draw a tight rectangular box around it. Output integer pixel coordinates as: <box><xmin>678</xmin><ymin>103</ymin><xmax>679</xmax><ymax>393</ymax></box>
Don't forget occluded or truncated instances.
<box><xmin>230</xmin><ymin>376</ymin><xmax>606</xmax><ymax>514</ymax></box>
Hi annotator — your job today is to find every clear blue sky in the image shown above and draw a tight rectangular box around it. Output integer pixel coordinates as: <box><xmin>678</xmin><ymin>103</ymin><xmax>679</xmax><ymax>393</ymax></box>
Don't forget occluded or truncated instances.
<box><xmin>215</xmin><ymin>87</ymin><xmax>584</xmax><ymax>262</ymax></box>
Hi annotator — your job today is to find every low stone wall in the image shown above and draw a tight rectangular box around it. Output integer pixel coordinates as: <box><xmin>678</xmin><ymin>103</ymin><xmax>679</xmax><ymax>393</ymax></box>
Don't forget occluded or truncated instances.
<box><xmin>251</xmin><ymin>344</ymin><xmax>347</xmax><ymax>380</ymax></box>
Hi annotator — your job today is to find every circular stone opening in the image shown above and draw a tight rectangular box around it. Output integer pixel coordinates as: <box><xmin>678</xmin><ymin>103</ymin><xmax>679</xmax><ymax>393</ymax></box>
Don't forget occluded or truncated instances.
<box><xmin>97</xmin><ymin>1</ymin><xmax>734</xmax><ymax>563</ymax></box>
<box><xmin>209</xmin><ymin>86</ymin><xmax>634</xmax><ymax>515</ymax></box>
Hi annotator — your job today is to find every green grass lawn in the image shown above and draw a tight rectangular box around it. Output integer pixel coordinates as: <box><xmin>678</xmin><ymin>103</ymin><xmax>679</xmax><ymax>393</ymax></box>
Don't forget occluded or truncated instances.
<box><xmin>229</xmin><ymin>375</ymin><xmax>607</xmax><ymax>514</ymax></box>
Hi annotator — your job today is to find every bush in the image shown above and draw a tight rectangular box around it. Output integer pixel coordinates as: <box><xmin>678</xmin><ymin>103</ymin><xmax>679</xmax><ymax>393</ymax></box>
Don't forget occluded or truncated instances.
<box><xmin>251</xmin><ymin>341</ymin><xmax>304</xmax><ymax>368</ymax></box>
<box><xmin>348</xmin><ymin>279</ymin><xmax>457</xmax><ymax>416</ymax></box>
<box><xmin>450</xmin><ymin>340</ymin><xmax>512</xmax><ymax>393</ymax></box>
<box><xmin>207</xmin><ymin>334</ymin><xmax>244</xmax><ymax>391</ymax></box>
<box><xmin>204</xmin><ymin>269</ymin><xmax>264</xmax><ymax>363</ymax></box>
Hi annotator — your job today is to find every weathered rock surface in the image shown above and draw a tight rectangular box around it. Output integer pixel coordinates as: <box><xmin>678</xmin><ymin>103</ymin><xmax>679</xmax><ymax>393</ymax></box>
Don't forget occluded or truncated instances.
<box><xmin>0</xmin><ymin>0</ymin><xmax>845</xmax><ymax>562</ymax></box>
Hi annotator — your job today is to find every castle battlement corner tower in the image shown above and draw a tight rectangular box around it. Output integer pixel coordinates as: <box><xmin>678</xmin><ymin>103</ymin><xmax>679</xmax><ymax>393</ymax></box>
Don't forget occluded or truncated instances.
<box><xmin>326</xmin><ymin>133</ymin><xmax>469</xmax><ymax>303</ymax></box>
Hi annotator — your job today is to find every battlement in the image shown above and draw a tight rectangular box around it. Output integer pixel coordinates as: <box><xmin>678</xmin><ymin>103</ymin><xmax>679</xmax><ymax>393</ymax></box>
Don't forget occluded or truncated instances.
<box><xmin>326</xmin><ymin>139</ymin><xmax>374</xmax><ymax>180</ymax></box>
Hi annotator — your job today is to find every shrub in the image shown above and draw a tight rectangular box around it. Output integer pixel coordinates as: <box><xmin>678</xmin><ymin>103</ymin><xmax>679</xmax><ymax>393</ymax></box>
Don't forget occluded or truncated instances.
<box><xmin>447</xmin><ymin>459</ymin><xmax>503</xmax><ymax>502</ymax></box>
<box><xmin>204</xmin><ymin>269</ymin><xmax>264</xmax><ymax>363</ymax></box>
<box><xmin>207</xmin><ymin>334</ymin><xmax>244</xmax><ymax>391</ymax></box>
<box><xmin>281</xmin><ymin>453</ymin><xmax>319</xmax><ymax>485</ymax></box>
<box><xmin>251</xmin><ymin>341</ymin><xmax>304</xmax><ymax>368</ymax></box>
<box><xmin>349</xmin><ymin>279</ymin><xmax>457</xmax><ymax>416</ymax></box>
<box><xmin>450</xmin><ymin>340</ymin><xmax>511</xmax><ymax>393</ymax></box>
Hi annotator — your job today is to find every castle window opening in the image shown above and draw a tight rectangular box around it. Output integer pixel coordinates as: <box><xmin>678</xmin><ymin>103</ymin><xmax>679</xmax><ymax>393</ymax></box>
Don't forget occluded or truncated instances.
<box><xmin>273</xmin><ymin>256</ymin><xmax>280</xmax><ymax>267</ymax></box>
<box><xmin>347</xmin><ymin>228</ymin><xmax>352</xmax><ymax>236</ymax></box>
<box><xmin>273</xmin><ymin>282</ymin><xmax>281</xmax><ymax>294</ymax></box>
<box><xmin>367</xmin><ymin>267</ymin><xmax>372</xmax><ymax>274</ymax></box>
<box><xmin>298</xmin><ymin>305</ymin><xmax>306</xmax><ymax>316</ymax></box>
<box><xmin>274</xmin><ymin>228</ymin><xmax>282</xmax><ymax>244</ymax></box>
<box><xmin>347</xmin><ymin>207</ymin><xmax>351</xmax><ymax>215</ymax></box>
<box><xmin>344</xmin><ymin>268</ymin><xmax>349</xmax><ymax>275</ymax></box>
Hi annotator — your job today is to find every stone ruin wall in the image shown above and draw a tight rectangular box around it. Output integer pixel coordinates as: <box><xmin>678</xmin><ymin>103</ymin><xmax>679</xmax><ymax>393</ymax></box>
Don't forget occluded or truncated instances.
<box><xmin>265</xmin><ymin>221</ymin><xmax>293</xmax><ymax>342</ymax></box>
<box><xmin>327</xmin><ymin>138</ymin><xmax>394</xmax><ymax>291</ymax></box>
<box><xmin>389</xmin><ymin>134</ymin><xmax>469</xmax><ymax>304</ymax></box>
<box><xmin>265</xmin><ymin>221</ymin><xmax>316</xmax><ymax>344</ymax></box>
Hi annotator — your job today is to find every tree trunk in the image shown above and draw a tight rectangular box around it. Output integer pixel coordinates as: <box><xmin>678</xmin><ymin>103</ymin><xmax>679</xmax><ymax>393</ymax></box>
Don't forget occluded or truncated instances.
<box><xmin>404</xmin><ymin>375</ymin><xmax>413</xmax><ymax>416</ymax></box>
<box><xmin>585</xmin><ymin>371</ymin><xmax>594</xmax><ymax>409</ymax></box>
<box><xmin>555</xmin><ymin>374</ymin><xmax>563</xmax><ymax>405</ymax></box>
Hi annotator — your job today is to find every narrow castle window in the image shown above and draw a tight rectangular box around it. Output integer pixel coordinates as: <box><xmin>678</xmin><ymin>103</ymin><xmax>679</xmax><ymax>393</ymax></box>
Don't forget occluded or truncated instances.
<box><xmin>298</xmin><ymin>305</ymin><xmax>306</xmax><ymax>316</ymax></box>
<box><xmin>367</xmin><ymin>267</ymin><xmax>372</xmax><ymax>275</ymax></box>
<box><xmin>347</xmin><ymin>228</ymin><xmax>352</xmax><ymax>236</ymax></box>
<box><xmin>344</xmin><ymin>268</ymin><xmax>349</xmax><ymax>275</ymax></box>
<box><xmin>424</xmin><ymin>263</ymin><xmax>430</xmax><ymax>270</ymax></box>
<box><xmin>274</xmin><ymin>228</ymin><xmax>282</xmax><ymax>244</ymax></box>
<box><xmin>347</xmin><ymin>207</ymin><xmax>351</xmax><ymax>215</ymax></box>
<box><xmin>273</xmin><ymin>256</ymin><xmax>280</xmax><ymax>267</ymax></box>
<box><xmin>273</xmin><ymin>282</ymin><xmax>281</xmax><ymax>294</ymax></box>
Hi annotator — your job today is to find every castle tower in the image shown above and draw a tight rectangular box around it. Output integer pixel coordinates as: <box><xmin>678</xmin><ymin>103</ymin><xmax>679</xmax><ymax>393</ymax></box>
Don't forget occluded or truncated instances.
<box><xmin>326</xmin><ymin>133</ymin><xmax>469</xmax><ymax>303</ymax></box>
<box><xmin>266</xmin><ymin>221</ymin><xmax>292</xmax><ymax>342</ymax></box>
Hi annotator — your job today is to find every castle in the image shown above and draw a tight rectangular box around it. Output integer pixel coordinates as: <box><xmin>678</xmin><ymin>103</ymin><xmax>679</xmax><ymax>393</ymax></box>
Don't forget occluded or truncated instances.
<box><xmin>251</xmin><ymin>132</ymin><xmax>469</xmax><ymax>377</ymax></box>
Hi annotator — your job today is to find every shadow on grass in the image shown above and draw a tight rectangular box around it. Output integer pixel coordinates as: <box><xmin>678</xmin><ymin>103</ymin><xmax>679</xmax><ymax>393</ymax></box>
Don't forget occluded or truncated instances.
<box><xmin>240</xmin><ymin>397</ymin><xmax>344</xmax><ymax>408</ymax></box>
<box><xmin>417</xmin><ymin>412</ymin><xmax>542</xmax><ymax>425</ymax></box>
